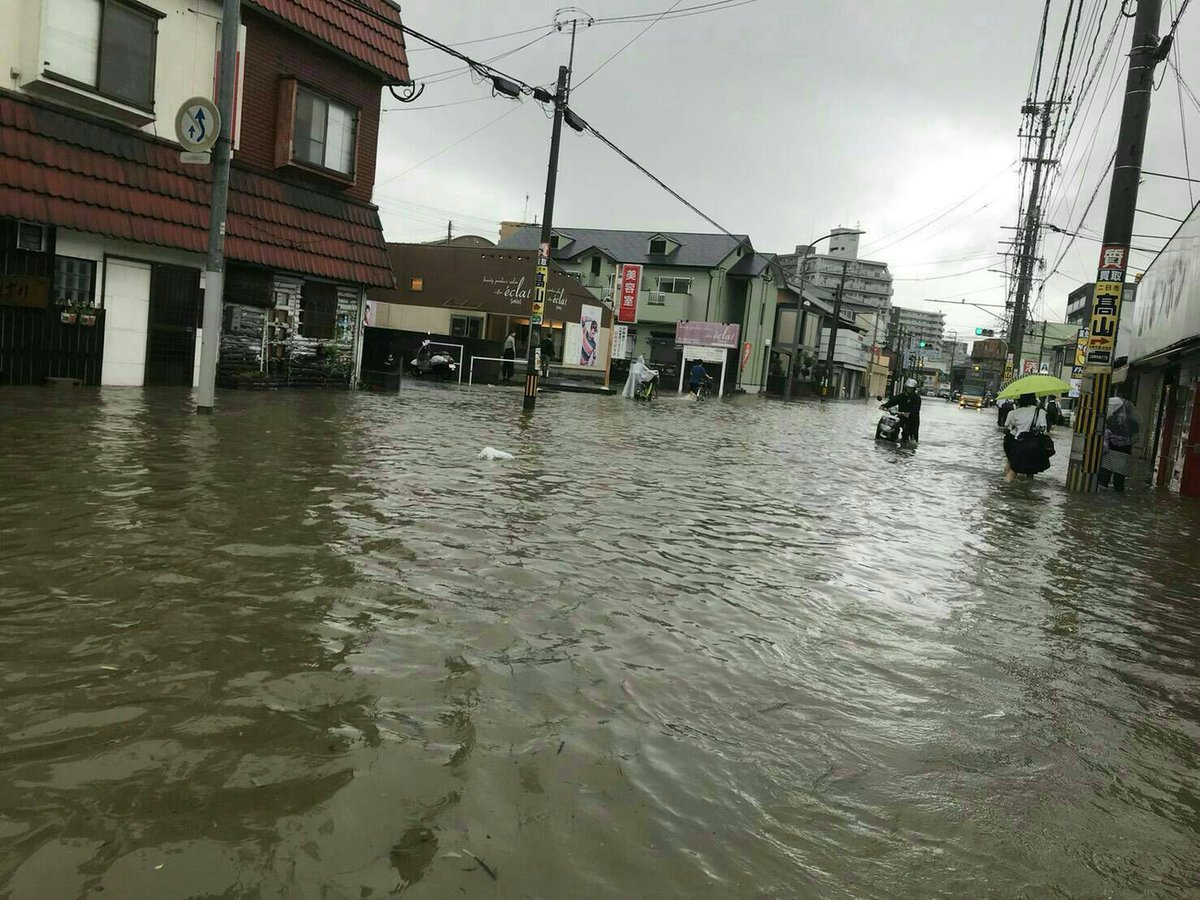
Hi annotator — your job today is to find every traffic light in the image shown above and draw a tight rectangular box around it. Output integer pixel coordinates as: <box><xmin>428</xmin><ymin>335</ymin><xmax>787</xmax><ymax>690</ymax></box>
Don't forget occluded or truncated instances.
<box><xmin>918</xmin><ymin>340</ymin><xmax>927</xmax><ymax>348</ymax></box>
<box><xmin>975</xmin><ymin>328</ymin><xmax>996</xmax><ymax>337</ymax></box>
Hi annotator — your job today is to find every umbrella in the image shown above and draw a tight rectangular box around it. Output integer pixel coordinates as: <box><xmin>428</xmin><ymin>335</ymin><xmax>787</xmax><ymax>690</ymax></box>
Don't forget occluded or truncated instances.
<box><xmin>997</xmin><ymin>373</ymin><xmax>1071</xmax><ymax>400</ymax></box>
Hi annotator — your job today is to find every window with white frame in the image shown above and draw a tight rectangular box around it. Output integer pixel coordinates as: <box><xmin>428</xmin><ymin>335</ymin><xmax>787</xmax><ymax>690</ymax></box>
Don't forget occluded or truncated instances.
<box><xmin>44</xmin><ymin>0</ymin><xmax>161</xmax><ymax>110</ymax></box>
<box><xmin>656</xmin><ymin>277</ymin><xmax>691</xmax><ymax>294</ymax></box>
<box><xmin>295</xmin><ymin>87</ymin><xmax>357</xmax><ymax>175</ymax></box>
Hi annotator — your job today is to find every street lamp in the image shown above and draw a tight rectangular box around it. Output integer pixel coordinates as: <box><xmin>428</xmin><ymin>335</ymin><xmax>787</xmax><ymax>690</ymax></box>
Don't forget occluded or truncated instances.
<box><xmin>783</xmin><ymin>232</ymin><xmax>840</xmax><ymax>401</ymax></box>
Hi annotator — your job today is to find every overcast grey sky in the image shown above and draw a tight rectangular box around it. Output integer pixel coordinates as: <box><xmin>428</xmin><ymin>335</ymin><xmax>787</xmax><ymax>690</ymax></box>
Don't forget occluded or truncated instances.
<box><xmin>375</xmin><ymin>1</ymin><xmax>1200</xmax><ymax>339</ymax></box>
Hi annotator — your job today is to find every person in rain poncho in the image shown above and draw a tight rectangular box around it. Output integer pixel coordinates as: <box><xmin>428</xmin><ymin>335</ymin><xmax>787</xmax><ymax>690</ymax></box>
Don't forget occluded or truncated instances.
<box><xmin>1100</xmin><ymin>395</ymin><xmax>1141</xmax><ymax>492</ymax></box>
<box><xmin>622</xmin><ymin>355</ymin><xmax>658</xmax><ymax>399</ymax></box>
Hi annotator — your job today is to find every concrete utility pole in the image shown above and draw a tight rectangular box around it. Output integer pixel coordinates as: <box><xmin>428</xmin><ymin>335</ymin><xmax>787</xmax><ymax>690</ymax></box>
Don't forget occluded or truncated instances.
<box><xmin>783</xmin><ymin>232</ymin><xmax>837</xmax><ymax>401</ymax></box>
<box><xmin>523</xmin><ymin>65</ymin><xmax>569</xmax><ymax>413</ymax></box>
<box><xmin>1068</xmin><ymin>0</ymin><xmax>1164</xmax><ymax>492</ymax></box>
<box><xmin>1008</xmin><ymin>99</ymin><xmax>1056</xmax><ymax>371</ymax></box>
<box><xmin>196</xmin><ymin>0</ymin><xmax>241</xmax><ymax>413</ymax></box>
<box><xmin>821</xmin><ymin>259</ymin><xmax>850</xmax><ymax>402</ymax></box>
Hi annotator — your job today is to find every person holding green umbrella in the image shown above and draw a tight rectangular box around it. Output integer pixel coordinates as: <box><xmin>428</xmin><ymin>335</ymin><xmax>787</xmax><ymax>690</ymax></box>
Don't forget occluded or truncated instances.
<box><xmin>1003</xmin><ymin>392</ymin><xmax>1054</xmax><ymax>482</ymax></box>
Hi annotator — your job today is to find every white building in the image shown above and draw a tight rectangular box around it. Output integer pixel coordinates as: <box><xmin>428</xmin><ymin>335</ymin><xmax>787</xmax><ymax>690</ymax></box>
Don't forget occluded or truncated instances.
<box><xmin>891</xmin><ymin>307</ymin><xmax>946</xmax><ymax>347</ymax></box>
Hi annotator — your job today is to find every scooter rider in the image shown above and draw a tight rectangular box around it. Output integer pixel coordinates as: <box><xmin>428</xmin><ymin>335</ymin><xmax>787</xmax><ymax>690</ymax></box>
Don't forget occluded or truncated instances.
<box><xmin>880</xmin><ymin>378</ymin><xmax>922</xmax><ymax>443</ymax></box>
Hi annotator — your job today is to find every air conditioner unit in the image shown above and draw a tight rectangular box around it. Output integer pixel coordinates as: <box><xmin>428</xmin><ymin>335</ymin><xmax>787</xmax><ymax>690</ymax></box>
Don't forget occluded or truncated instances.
<box><xmin>15</xmin><ymin>221</ymin><xmax>48</xmax><ymax>252</ymax></box>
<box><xmin>646</xmin><ymin>291</ymin><xmax>666</xmax><ymax>306</ymax></box>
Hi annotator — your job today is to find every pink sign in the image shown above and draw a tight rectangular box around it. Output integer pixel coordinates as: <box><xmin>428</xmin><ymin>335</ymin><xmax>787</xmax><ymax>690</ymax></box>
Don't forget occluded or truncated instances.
<box><xmin>617</xmin><ymin>264</ymin><xmax>641</xmax><ymax>324</ymax></box>
<box><xmin>675</xmin><ymin>321</ymin><xmax>740</xmax><ymax>349</ymax></box>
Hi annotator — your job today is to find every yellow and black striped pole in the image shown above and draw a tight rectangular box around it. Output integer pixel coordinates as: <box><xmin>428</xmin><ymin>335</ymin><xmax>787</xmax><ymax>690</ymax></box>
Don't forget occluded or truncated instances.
<box><xmin>1066</xmin><ymin>0</ymin><xmax>1162</xmax><ymax>492</ymax></box>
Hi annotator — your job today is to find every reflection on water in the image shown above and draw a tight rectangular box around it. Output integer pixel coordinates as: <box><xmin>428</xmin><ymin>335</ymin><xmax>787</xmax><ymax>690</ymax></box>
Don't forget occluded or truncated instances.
<box><xmin>1</xmin><ymin>385</ymin><xmax>1198</xmax><ymax>898</ymax></box>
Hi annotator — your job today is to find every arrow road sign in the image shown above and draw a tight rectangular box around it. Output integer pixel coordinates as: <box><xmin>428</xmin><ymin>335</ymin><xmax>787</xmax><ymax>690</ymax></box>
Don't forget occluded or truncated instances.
<box><xmin>175</xmin><ymin>97</ymin><xmax>220</xmax><ymax>153</ymax></box>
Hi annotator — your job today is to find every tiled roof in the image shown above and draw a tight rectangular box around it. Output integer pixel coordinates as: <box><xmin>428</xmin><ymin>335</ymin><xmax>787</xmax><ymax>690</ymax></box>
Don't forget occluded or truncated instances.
<box><xmin>247</xmin><ymin>0</ymin><xmax>410</xmax><ymax>84</ymax></box>
<box><xmin>0</xmin><ymin>91</ymin><xmax>394</xmax><ymax>287</ymax></box>
<box><xmin>497</xmin><ymin>225</ymin><xmax>752</xmax><ymax>269</ymax></box>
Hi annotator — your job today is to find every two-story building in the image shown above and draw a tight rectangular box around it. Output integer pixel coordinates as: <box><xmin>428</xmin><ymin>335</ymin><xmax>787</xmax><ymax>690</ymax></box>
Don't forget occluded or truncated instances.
<box><xmin>0</xmin><ymin>0</ymin><xmax>409</xmax><ymax>388</ymax></box>
<box><xmin>496</xmin><ymin>223</ymin><xmax>778</xmax><ymax>392</ymax></box>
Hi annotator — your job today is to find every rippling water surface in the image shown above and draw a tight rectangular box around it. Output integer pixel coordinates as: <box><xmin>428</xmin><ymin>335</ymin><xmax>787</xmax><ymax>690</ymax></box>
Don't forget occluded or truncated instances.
<box><xmin>2</xmin><ymin>385</ymin><xmax>1199</xmax><ymax>899</ymax></box>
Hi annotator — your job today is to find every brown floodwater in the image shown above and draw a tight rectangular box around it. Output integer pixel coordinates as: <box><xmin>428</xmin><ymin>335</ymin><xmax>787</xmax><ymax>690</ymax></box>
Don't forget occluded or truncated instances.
<box><xmin>1</xmin><ymin>385</ymin><xmax>1199</xmax><ymax>899</ymax></box>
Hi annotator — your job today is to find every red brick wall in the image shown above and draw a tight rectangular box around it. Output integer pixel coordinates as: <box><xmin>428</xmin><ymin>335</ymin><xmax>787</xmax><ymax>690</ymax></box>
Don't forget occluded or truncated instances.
<box><xmin>239</xmin><ymin>8</ymin><xmax>382</xmax><ymax>204</ymax></box>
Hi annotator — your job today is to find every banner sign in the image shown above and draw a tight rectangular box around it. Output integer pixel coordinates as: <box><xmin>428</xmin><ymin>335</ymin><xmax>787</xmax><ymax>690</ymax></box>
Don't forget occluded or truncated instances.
<box><xmin>675</xmin><ymin>321</ymin><xmax>740</xmax><ymax>349</ymax></box>
<box><xmin>1085</xmin><ymin>244</ymin><xmax>1127</xmax><ymax>371</ymax></box>
<box><xmin>1003</xmin><ymin>353</ymin><xmax>1014</xmax><ymax>382</ymax></box>
<box><xmin>741</xmin><ymin>340</ymin><xmax>753</xmax><ymax>370</ymax></box>
<box><xmin>612</xmin><ymin>324</ymin><xmax>631</xmax><ymax>360</ymax></box>
<box><xmin>579</xmin><ymin>304</ymin><xmax>601</xmax><ymax>367</ymax></box>
<box><xmin>617</xmin><ymin>264</ymin><xmax>641</xmax><ymax>324</ymax></box>
<box><xmin>1022</xmin><ymin>358</ymin><xmax>1037</xmax><ymax>376</ymax></box>
<box><xmin>530</xmin><ymin>242</ymin><xmax>550</xmax><ymax>327</ymax></box>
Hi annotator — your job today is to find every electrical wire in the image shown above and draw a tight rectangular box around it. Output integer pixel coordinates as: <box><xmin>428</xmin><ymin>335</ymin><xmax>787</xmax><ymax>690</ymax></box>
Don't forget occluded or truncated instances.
<box><xmin>566</xmin><ymin>110</ymin><xmax>741</xmax><ymax>241</ymax></box>
<box><xmin>376</xmin><ymin>103</ymin><xmax>527</xmax><ymax>187</ymax></box>
<box><xmin>404</xmin><ymin>22</ymin><xmax>554</xmax><ymax>53</ymax></box>
<box><xmin>572</xmin><ymin>0</ymin><xmax>687</xmax><ymax>91</ymax></box>
<box><xmin>593</xmin><ymin>0</ymin><xmax>764</xmax><ymax>25</ymax></box>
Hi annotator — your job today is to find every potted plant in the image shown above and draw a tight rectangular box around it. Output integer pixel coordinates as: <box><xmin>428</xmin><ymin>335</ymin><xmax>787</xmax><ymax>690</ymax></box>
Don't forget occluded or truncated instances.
<box><xmin>59</xmin><ymin>308</ymin><xmax>77</xmax><ymax>325</ymax></box>
<box><xmin>79</xmin><ymin>306</ymin><xmax>98</xmax><ymax>327</ymax></box>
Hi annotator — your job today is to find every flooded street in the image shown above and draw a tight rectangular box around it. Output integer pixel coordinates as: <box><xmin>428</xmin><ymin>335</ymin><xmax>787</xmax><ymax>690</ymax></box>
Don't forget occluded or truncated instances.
<box><xmin>2</xmin><ymin>385</ymin><xmax>1199</xmax><ymax>899</ymax></box>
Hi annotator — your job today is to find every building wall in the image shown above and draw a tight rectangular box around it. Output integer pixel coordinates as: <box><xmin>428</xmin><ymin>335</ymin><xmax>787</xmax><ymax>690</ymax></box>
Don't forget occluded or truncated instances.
<box><xmin>56</xmin><ymin>229</ymin><xmax>206</xmax><ymax>387</ymax></box>
<box><xmin>7</xmin><ymin>0</ymin><xmax>224</xmax><ymax>134</ymax></box>
<box><xmin>238</xmin><ymin>7</ymin><xmax>382</xmax><ymax>205</ymax></box>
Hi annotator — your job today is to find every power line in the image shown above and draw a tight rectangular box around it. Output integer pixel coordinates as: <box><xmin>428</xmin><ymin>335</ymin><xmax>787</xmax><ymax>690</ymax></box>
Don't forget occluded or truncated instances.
<box><xmin>594</xmin><ymin>0</ymin><xmax>764</xmax><ymax>24</ymax></box>
<box><xmin>404</xmin><ymin>22</ymin><xmax>554</xmax><ymax>53</ymax></box>
<box><xmin>567</xmin><ymin>110</ymin><xmax>740</xmax><ymax>241</ymax></box>
<box><xmin>376</xmin><ymin>103</ymin><xmax>527</xmax><ymax>186</ymax></box>
<box><xmin>573</xmin><ymin>0</ymin><xmax>687</xmax><ymax>91</ymax></box>
<box><xmin>892</xmin><ymin>263</ymin><xmax>997</xmax><ymax>282</ymax></box>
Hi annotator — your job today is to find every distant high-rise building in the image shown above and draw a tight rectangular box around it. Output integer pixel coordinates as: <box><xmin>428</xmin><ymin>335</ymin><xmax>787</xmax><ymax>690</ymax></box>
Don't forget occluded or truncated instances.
<box><xmin>776</xmin><ymin>228</ymin><xmax>893</xmax><ymax>318</ymax></box>
<box><xmin>890</xmin><ymin>306</ymin><xmax>946</xmax><ymax>347</ymax></box>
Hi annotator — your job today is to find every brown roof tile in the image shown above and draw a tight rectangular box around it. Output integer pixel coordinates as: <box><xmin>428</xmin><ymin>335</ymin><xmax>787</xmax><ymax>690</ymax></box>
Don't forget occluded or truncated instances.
<box><xmin>0</xmin><ymin>91</ymin><xmax>394</xmax><ymax>287</ymax></box>
<box><xmin>247</xmin><ymin>0</ymin><xmax>410</xmax><ymax>84</ymax></box>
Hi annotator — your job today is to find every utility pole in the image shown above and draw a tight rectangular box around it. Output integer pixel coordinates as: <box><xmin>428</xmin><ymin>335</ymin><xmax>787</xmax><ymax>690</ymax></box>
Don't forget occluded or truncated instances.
<box><xmin>821</xmin><ymin>259</ymin><xmax>850</xmax><ymax>402</ymax></box>
<box><xmin>446</xmin><ymin>220</ymin><xmax>452</xmax><ymax>244</ymax></box>
<box><xmin>1068</xmin><ymin>0</ymin><xmax>1164</xmax><ymax>492</ymax></box>
<box><xmin>196</xmin><ymin>0</ymin><xmax>241</xmax><ymax>413</ymax></box>
<box><xmin>784</xmin><ymin>233</ymin><xmax>838</xmax><ymax>400</ymax></box>
<box><xmin>523</xmin><ymin>65</ymin><xmax>569</xmax><ymax>413</ymax></box>
<box><xmin>1008</xmin><ymin>99</ymin><xmax>1056</xmax><ymax>370</ymax></box>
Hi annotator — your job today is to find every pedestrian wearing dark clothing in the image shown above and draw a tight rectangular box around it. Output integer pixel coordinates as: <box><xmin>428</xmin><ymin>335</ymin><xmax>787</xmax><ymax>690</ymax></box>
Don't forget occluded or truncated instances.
<box><xmin>502</xmin><ymin>332</ymin><xmax>516</xmax><ymax>383</ymax></box>
<box><xmin>880</xmin><ymin>378</ymin><xmax>922</xmax><ymax>443</ymax></box>
<box><xmin>539</xmin><ymin>333</ymin><xmax>554</xmax><ymax>379</ymax></box>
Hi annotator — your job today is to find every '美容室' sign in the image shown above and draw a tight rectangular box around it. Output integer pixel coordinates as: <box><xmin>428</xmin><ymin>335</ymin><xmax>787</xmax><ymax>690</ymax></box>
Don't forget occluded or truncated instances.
<box><xmin>0</xmin><ymin>275</ymin><xmax>50</xmax><ymax>309</ymax></box>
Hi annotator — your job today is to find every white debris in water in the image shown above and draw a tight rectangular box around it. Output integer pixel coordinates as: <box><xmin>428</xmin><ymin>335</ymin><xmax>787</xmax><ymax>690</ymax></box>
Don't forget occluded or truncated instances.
<box><xmin>478</xmin><ymin>447</ymin><xmax>514</xmax><ymax>461</ymax></box>
<box><xmin>981</xmin><ymin>710</ymin><xmax>1006</xmax><ymax>719</ymax></box>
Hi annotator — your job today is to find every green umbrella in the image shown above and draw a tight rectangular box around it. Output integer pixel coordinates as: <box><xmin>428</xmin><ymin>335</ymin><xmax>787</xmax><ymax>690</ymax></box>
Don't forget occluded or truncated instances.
<box><xmin>997</xmin><ymin>373</ymin><xmax>1072</xmax><ymax>400</ymax></box>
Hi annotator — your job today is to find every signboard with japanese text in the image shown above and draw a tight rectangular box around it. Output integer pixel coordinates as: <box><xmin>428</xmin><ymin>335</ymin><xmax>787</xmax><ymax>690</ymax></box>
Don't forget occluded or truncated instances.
<box><xmin>0</xmin><ymin>275</ymin><xmax>49</xmax><ymax>309</ymax></box>
<box><xmin>1072</xmin><ymin>327</ymin><xmax>1088</xmax><ymax>378</ymax></box>
<box><xmin>1085</xmin><ymin>244</ymin><xmax>1127</xmax><ymax>371</ymax></box>
<box><xmin>617</xmin><ymin>264</ymin><xmax>642</xmax><ymax>324</ymax></box>
<box><xmin>530</xmin><ymin>242</ymin><xmax>550</xmax><ymax>327</ymax></box>
<box><xmin>675</xmin><ymin>321</ymin><xmax>740</xmax><ymax>349</ymax></box>
<box><xmin>612</xmin><ymin>324</ymin><xmax>631</xmax><ymax>359</ymax></box>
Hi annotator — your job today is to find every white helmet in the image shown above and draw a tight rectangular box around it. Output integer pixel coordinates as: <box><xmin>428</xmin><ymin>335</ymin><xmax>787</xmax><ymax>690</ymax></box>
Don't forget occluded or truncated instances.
<box><xmin>905</xmin><ymin>378</ymin><xmax>917</xmax><ymax>388</ymax></box>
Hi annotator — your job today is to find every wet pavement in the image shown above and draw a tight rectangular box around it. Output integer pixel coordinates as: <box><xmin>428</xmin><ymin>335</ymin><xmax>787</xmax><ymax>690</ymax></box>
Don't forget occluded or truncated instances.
<box><xmin>1</xmin><ymin>385</ymin><xmax>1199</xmax><ymax>899</ymax></box>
